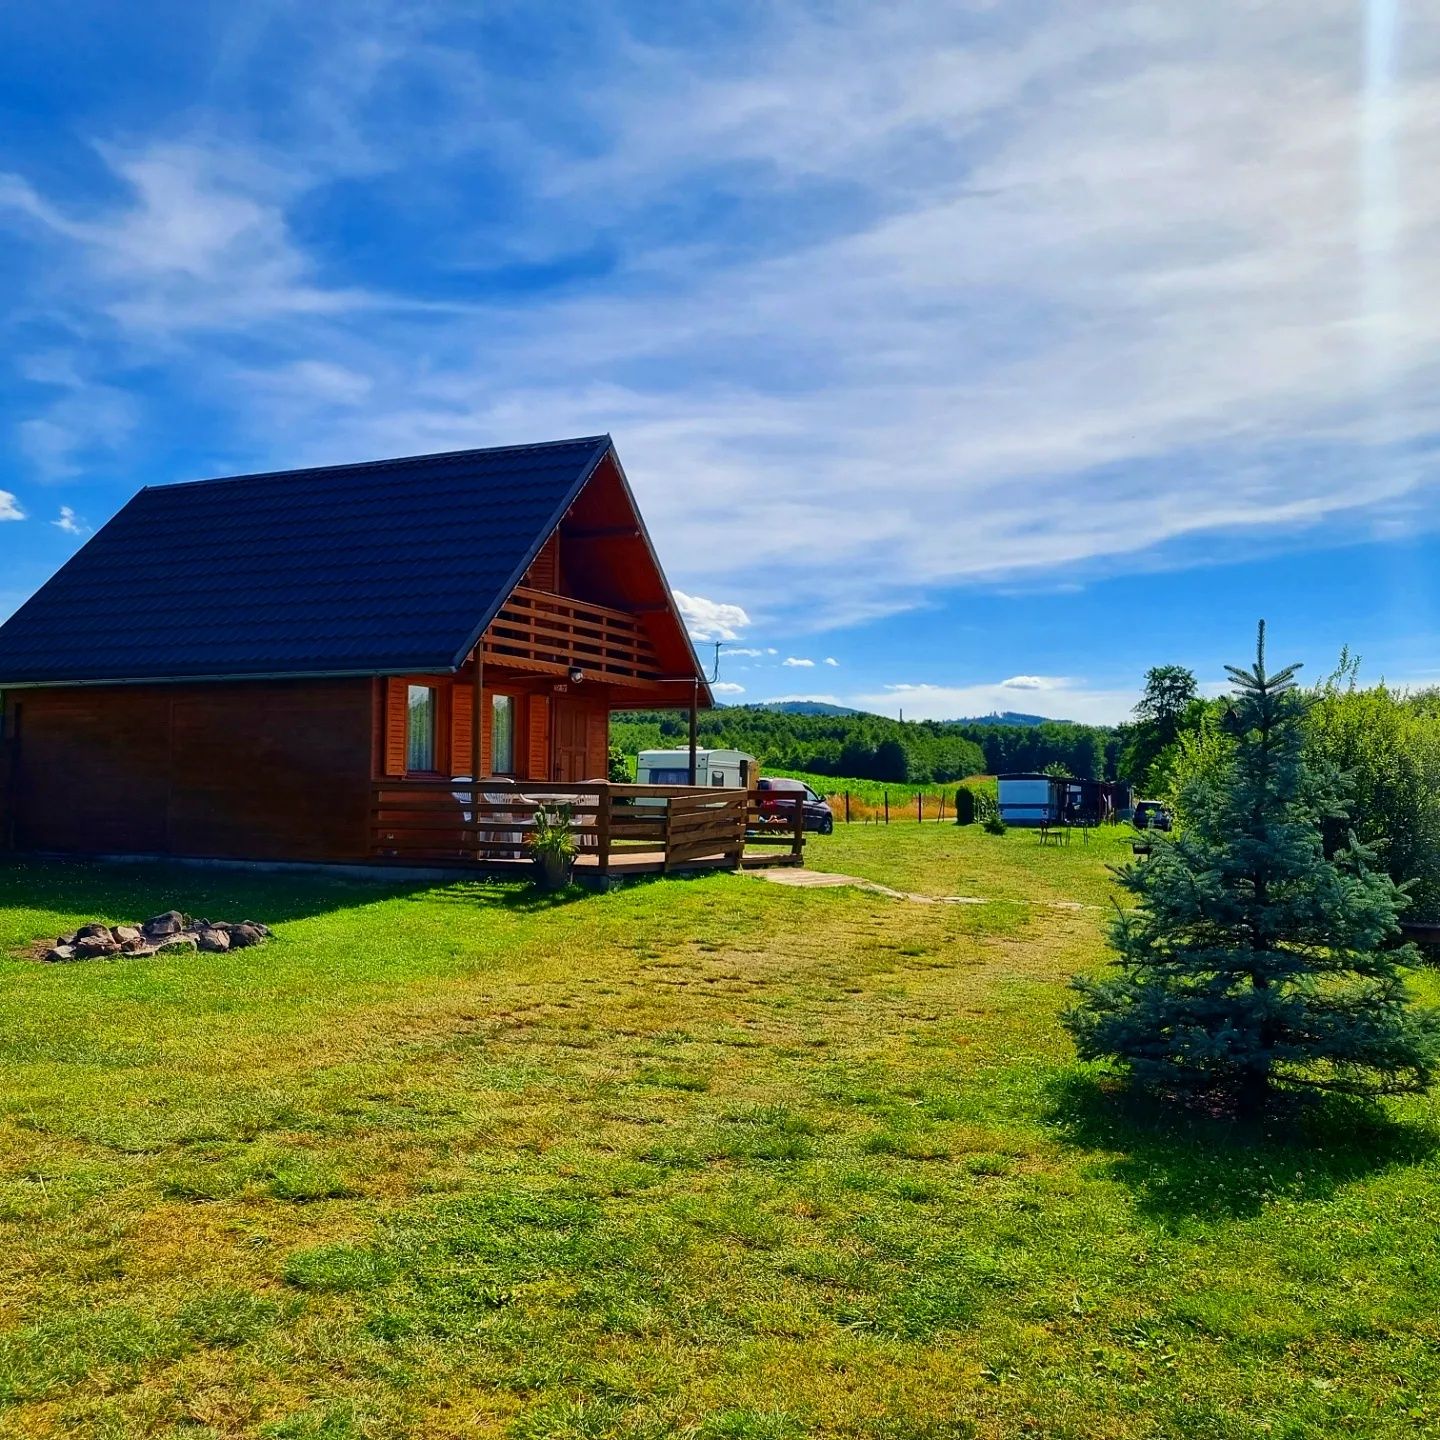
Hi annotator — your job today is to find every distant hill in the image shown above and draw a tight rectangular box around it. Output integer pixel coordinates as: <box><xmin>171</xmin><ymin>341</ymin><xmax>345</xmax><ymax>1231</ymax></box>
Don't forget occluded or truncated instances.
<box><xmin>948</xmin><ymin>711</ymin><xmax>1073</xmax><ymax>727</ymax></box>
<box><xmin>751</xmin><ymin>700</ymin><xmax>862</xmax><ymax>717</ymax></box>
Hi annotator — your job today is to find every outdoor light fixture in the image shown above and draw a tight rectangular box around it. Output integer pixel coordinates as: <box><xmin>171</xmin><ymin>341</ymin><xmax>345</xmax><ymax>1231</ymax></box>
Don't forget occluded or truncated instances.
<box><xmin>568</xmin><ymin>666</ymin><xmax>584</xmax><ymax>684</ymax></box>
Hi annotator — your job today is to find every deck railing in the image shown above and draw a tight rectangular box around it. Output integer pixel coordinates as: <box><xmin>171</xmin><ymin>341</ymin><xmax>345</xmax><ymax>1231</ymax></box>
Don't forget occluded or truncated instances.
<box><xmin>369</xmin><ymin>780</ymin><xmax>805</xmax><ymax>875</ymax></box>
<box><xmin>479</xmin><ymin>587</ymin><xmax>665</xmax><ymax>686</ymax></box>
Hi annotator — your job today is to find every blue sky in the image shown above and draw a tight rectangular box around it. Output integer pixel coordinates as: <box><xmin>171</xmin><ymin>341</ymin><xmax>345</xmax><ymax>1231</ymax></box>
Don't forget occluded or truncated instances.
<box><xmin>2</xmin><ymin>0</ymin><xmax>1439</xmax><ymax>724</ymax></box>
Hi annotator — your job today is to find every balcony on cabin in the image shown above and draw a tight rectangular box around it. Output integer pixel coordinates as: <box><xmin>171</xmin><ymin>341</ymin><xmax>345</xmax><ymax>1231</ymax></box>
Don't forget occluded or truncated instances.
<box><xmin>478</xmin><ymin>585</ymin><xmax>664</xmax><ymax>688</ymax></box>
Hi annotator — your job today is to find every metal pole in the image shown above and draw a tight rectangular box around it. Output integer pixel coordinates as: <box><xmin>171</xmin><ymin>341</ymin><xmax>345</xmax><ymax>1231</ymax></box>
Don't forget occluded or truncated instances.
<box><xmin>688</xmin><ymin>679</ymin><xmax>699</xmax><ymax>785</ymax></box>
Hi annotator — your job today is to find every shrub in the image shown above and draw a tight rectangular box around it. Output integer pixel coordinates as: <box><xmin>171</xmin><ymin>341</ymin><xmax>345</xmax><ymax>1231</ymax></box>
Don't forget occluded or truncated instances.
<box><xmin>1305</xmin><ymin>657</ymin><xmax>1440</xmax><ymax>922</ymax></box>
<box><xmin>954</xmin><ymin>788</ymin><xmax>977</xmax><ymax>826</ymax></box>
<box><xmin>974</xmin><ymin>788</ymin><xmax>1001</xmax><ymax>832</ymax></box>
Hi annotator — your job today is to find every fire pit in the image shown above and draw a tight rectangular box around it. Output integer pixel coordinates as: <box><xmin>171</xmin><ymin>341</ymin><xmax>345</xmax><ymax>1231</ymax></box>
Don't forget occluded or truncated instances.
<box><xmin>42</xmin><ymin>911</ymin><xmax>271</xmax><ymax>962</ymax></box>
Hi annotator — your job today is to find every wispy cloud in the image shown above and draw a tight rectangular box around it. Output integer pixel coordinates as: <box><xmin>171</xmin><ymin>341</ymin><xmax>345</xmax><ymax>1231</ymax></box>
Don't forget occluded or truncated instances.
<box><xmin>824</xmin><ymin>656</ymin><xmax>839</xmax><ymax>667</ymax></box>
<box><xmin>4</xmin><ymin>2</ymin><xmax>1440</xmax><ymax>634</ymax></box>
<box><xmin>783</xmin><ymin>656</ymin><xmax>815</xmax><ymax>668</ymax></box>
<box><xmin>0</xmin><ymin>492</ymin><xmax>24</xmax><ymax>522</ymax></box>
<box><xmin>0</xmin><ymin>142</ymin><xmax>380</xmax><ymax>336</ymax></box>
<box><xmin>52</xmin><ymin>506</ymin><xmax>89</xmax><ymax>536</ymax></box>
<box><xmin>862</xmin><ymin>679</ymin><xmax>1137</xmax><ymax>726</ymax></box>
<box><xmin>712</xmin><ymin>680</ymin><xmax>745</xmax><ymax>696</ymax></box>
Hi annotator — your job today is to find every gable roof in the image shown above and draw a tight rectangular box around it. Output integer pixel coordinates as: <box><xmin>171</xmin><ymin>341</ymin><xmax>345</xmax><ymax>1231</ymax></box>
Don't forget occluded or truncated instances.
<box><xmin>0</xmin><ymin>435</ymin><xmax>693</xmax><ymax>686</ymax></box>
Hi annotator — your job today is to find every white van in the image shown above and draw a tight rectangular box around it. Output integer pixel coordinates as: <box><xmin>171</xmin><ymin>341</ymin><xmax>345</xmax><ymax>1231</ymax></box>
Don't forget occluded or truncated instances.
<box><xmin>636</xmin><ymin>748</ymin><xmax>757</xmax><ymax>790</ymax></box>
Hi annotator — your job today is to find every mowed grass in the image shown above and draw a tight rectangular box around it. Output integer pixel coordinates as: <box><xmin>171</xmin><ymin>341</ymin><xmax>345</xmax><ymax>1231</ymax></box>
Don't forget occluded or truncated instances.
<box><xmin>0</xmin><ymin>836</ymin><xmax>1435</xmax><ymax>1439</ymax></box>
<box><xmin>806</xmin><ymin>819</ymin><xmax>1140</xmax><ymax>907</ymax></box>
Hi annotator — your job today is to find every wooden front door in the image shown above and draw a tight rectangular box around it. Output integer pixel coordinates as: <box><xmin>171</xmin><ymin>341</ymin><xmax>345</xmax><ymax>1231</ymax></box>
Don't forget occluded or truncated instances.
<box><xmin>552</xmin><ymin>699</ymin><xmax>590</xmax><ymax>782</ymax></box>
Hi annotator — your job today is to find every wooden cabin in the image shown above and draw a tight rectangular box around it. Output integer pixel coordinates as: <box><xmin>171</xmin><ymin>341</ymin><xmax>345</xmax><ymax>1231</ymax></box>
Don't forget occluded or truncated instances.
<box><xmin>0</xmin><ymin>436</ymin><xmax>800</xmax><ymax>875</ymax></box>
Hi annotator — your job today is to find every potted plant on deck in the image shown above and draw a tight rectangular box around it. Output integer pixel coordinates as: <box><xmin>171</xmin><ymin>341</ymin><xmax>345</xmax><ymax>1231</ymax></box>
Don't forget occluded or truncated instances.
<box><xmin>529</xmin><ymin>804</ymin><xmax>577</xmax><ymax>891</ymax></box>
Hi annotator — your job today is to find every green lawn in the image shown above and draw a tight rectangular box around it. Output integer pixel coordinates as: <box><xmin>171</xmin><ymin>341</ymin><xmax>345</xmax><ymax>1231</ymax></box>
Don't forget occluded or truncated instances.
<box><xmin>0</xmin><ymin>834</ymin><xmax>1436</xmax><ymax>1439</ymax></box>
<box><xmin>805</xmin><ymin>821</ymin><xmax>1138</xmax><ymax>907</ymax></box>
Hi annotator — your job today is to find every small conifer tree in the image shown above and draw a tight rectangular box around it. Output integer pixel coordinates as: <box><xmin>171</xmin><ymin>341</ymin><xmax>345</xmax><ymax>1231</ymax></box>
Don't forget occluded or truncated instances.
<box><xmin>1067</xmin><ymin>623</ymin><xmax>1439</xmax><ymax>1113</ymax></box>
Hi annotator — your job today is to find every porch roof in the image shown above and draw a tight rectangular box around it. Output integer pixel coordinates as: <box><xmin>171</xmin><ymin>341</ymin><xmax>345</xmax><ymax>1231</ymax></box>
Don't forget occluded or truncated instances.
<box><xmin>0</xmin><ymin>436</ymin><xmax>702</xmax><ymax>690</ymax></box>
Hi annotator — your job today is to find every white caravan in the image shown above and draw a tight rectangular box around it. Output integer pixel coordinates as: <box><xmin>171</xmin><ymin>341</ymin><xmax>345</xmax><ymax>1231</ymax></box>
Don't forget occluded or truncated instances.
<box><xmin>636</xmin><ymin>747</ymin><xmax>757</xmax><ymax>790</ymax></box>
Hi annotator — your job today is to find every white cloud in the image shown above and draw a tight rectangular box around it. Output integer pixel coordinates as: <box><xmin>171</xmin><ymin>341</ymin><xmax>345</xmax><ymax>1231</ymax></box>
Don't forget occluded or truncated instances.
<box><xmin>859</xmin><ymin>680</ymin><xmax>1138</xmax><ymax>727</ymax></box>
<box><xmin>673</xmin><ymin>590</ymin><xmax>750</xmax><ymax>641</ymax></box>
<box><xmin>712</xmin><ymin>681</ymin><xmax>746</xmax><ymax>696</ymax></box>
<box><xmin>824</xmin><ymin>656</ymin><xmax>839</xmax><ymax>667</ymax></box>
<box><xmin>783</xmin><ymin>656</ymin><xmax>815</xmax><ymax>668</ymax></box>
<box><xmin>52</xmin><ymin>506</ymin><xmax>90</xmax><ymax>536</ymax></box>
<box><xmin>0</xmin><ymin>492</ymin><xmax>24</xmax><ymax>522</ymax></box>
<box><xmin>1000</xmin><ymin>675</ymin><xmax>1049</xmax><ymax>691</ymax></box>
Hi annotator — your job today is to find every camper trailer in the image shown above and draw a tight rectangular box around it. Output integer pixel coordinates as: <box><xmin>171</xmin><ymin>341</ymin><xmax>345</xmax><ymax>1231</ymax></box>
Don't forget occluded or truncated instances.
<box><xmin>636</xmin><ymin>748</ymin><xmax>756</xmax><ymax>789</ymax></box>
<box><xmin>998</xmin><ymin>772</ymin><xmax>1110</xmax><ymax>827</ymax></box>
<box><xmin>997</xmin><ymin>773</ymin><xmax>1056</xmax><ymax>826</ymax></box>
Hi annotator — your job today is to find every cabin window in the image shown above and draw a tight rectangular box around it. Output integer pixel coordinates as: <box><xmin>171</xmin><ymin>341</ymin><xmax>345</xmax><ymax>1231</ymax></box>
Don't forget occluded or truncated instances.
<box><xmin>491</xmin><ymin>694</ymin><xmax>516</xmax><ymax>775</ymax></box>
<box><xmin>406</xmin><ymin>685</ymin><xmax>437</xmax><ymax>772</ymax></box>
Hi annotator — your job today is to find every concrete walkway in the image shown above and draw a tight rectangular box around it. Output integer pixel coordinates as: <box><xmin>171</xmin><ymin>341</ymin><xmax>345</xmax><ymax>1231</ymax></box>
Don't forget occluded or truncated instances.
<box><xmin>752</xmin><ymin>866</ymin><xmax>1094</xmax><ymax>911</ymax></box>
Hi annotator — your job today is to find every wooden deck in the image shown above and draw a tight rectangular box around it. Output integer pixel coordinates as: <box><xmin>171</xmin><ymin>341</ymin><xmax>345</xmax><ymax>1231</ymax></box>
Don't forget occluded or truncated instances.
<box><xmin>370</xmin><ymin>780</ymin><xmax>806</xmax><ymax>879</ymax></box>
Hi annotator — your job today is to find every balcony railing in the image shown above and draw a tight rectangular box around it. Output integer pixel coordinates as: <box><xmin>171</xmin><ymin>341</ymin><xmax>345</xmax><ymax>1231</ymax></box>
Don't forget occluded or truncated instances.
<box><xmin>479</xmin><ymin>587</ymin><xmax>664</xmax><ymax>685</ymax></box>
<box><xmin>369</xmin><ymin>780</ymin><xmax>805</xmax><ymax>876</ymax></box>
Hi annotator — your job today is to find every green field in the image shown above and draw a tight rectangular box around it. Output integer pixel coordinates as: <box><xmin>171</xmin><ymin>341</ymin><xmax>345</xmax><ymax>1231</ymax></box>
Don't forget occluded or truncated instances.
<box><xmin>0</xmin><ymin>829</ymin><xmax>1437</xmax><ymax>1438</ymax></box>
<box><xmin>766</xmin><ymin>777</ymin><xmax>990</xmax><ymax>823</ymax></box>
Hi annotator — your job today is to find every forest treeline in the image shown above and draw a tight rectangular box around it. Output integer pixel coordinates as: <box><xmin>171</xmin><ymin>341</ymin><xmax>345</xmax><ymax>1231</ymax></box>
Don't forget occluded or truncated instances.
<box><xmin>611</xmin><ymin>706</ymin><xmax>1117</xmax><ymax>784</ymax></box>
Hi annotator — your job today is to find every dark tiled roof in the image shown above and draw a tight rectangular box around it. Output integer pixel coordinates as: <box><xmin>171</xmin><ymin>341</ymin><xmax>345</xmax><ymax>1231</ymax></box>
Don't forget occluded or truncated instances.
<box><xmin>0</xmin><ymin>436</ymin><xmax>612</xmax><ymax>684</ymax></box>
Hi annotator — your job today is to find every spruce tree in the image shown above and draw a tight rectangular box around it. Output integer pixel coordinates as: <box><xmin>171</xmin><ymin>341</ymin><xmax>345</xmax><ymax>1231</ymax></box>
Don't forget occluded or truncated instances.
<box><xmin>1067</xmin><ymin>623</ymin><xmax>1439</xmax><ymax>1113</ymax></box>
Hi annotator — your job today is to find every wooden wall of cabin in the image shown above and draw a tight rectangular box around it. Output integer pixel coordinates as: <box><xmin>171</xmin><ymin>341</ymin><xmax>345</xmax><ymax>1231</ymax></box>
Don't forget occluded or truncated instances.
<box><xmin>373</xmin><ymin>670</ymin><xmax>613</xmax><ymax>784</ymax></box>
<box><xmin>0</xmin><ymin>679</ymin><xmax>374</xmax><ymax>861</ymax></box>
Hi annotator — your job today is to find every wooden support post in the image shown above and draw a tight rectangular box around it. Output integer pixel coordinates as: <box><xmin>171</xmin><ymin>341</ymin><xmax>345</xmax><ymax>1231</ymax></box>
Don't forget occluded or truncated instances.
<box><xmin>844</xmin><ymin>791</ymin><xmax>851</xmax><ymax>824</ymax></box>
<box><xmin>792</xmin><ymin>793</ymin><xmax>804</xmax><ymax>860</ymax></box>
<box><xmin>917</xmin><ymin>792</ymin><xmax>922</xmax><ymax>823</ymax></box>
<box><xmin>884</xmin><ymin>791</ymin><xmax>890</xmax><ymax>825</ymax></box>
<box><xmin>688</xmin><ymin>681</ymin><xmax>699</xmax><ymax>785</ymax></box>
<box><xmin>596</xmin><ymin>781</ymin><xmax>612</xmax><ymax>876</ymax></box>
<box><xmin>471</xmin><ymin>654</ymin><xmax>484</xmax><ymax>859</ymax></box>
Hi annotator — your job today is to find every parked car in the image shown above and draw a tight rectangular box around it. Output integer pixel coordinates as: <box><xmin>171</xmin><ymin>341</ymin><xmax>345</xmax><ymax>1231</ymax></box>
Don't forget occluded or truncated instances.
<box><xmin>1133</xmin><ymin>799</ymin><xmax>1173</xmax><ymax>831</ymax></box>
<box><xmin>755</xmin><ymin>776</ymin><xmax>834</xmax><ymax>834</ymax></box>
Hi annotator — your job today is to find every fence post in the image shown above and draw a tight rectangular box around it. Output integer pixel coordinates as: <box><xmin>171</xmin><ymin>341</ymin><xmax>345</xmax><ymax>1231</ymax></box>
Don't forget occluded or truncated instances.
<box><xmin>845</xmin><ymin>791</ymin><xmax>851</xmax><ymax>824</ymax></box>
<box><xmin>884</xmin><ymin>791</ymin><xmax>890</xmax><ymax>824</ymax></box>
<box><xmin>917</xmin><ymin>793</ymin><xmax>922</xmax><ymax>823</ymax></box>
<box><xmin>939</xmin><ymin>795</ymin><xmax>946</xmax><ymax>823</ymax></box>
<box><xmin>792</xmin><ymin>793</ymin><xmax>804</xmax><ymax>861</ymax></box>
